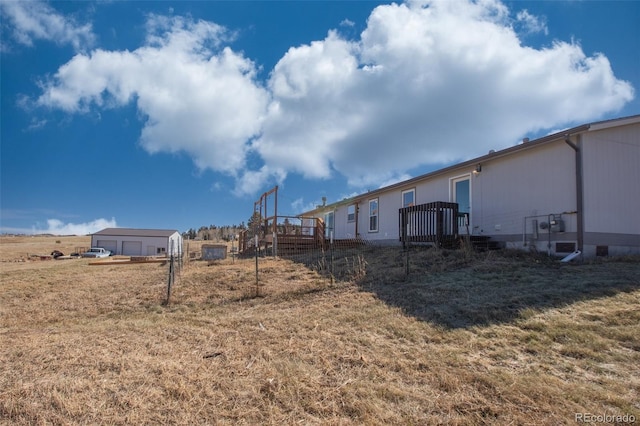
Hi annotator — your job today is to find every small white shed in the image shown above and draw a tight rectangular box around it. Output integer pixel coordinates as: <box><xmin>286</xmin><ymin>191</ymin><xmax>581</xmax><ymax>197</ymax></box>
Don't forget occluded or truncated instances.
<box><xmin>91</xmin><ymin>228</ymin><xmax>183</xmax><ymax>257</ymax></box>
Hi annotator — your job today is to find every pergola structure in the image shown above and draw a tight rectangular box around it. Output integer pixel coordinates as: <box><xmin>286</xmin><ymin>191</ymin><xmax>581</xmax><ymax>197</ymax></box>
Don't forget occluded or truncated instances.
<box><xmin>239</xmin><ymin>186</ymin><xmax>325</xmax><ymax>255</ymax></box>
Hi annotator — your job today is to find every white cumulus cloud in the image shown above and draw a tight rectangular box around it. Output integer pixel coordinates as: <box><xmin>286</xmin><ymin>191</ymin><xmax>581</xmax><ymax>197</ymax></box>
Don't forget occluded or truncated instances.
<box><xmin>256</xmin><ymin>0</ymin><xmax>633</xmax><ymax>187</ymax></box>
<box><xmin>40</xmin><ymin>218</ymin><xmax>117</xmax><ymax>235</ymax></box>
<box><xmin>35</xmin><ymin>14</ymin><xmax>269</xmax><ymax>177</ymax></box>
<box><xmin>0</xmin><ymin>0</ymin><xmax>95</xmax><ymax>51</ymax></box>
<box><xmin>516</xmin><ymin>9</ymin><xmax>548</xmax><ymax>35</ymax></box>
<box><xmin>27</xmin><ymin>0</ymin><xmax>634</xmax><ymax>195</ymax></box>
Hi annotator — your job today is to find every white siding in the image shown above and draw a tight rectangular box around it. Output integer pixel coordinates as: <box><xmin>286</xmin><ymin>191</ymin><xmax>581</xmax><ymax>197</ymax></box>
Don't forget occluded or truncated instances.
<box><xmin>308</xmin><ymin>117</ymin><xmax>639</xmax><ymax>256</ymax></box>
<box><xmin>167</xmin><ymin>232</ymin><xmax>183</xmax><ymax>256</ymax></box>
<box><xmin>91</xmin><ymin>233</ymin><xmax>182</xmax><ymax>256</ymax></box>
<box><xmin>95</xmin><ymin>239</ymin><xmax>117</xmax><ymax>253</ymax></box>
<box><xmin>582</xmin><ymin>123</ymin><xmax>640</xmax><ymax>235</ymax></box>
<box><xmin>353</xmin><ymin>143</ymin><xmax>575</xmax><ymax>242</ymax></box>
<box><xmin>357</xmin><ymin>176</ymin><xmax>451</xmax><ymax>242</ymax></box>
<box><xmin>122</xmin><ymin>241</ymin><xmax>142</xmax><ymax>256</ymax></box>
<box><xmin>471</xmin><ymin>142</ymin><xmax>577</xmax><ymax>238</ymax></box>
<box><xmin>333</xmin><ymin>206</ymin><xmax>358</xmax><ymax>239</ymax></box>
<box><xmin>333</xmin><ymin>141</ymin><xmax>579</xmax><ymax>249</ymax></box>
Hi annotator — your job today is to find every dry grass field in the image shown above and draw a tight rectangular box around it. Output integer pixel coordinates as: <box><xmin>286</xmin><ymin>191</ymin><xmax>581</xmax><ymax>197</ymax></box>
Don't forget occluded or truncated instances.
<box><xmin>1</xmin><ymin>235</ymin><xmax>639</xmax><ymax>425</ymax></box>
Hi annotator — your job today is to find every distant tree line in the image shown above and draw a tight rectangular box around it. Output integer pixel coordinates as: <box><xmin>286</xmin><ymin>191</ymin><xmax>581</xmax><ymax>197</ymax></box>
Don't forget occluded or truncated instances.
<box><xmin>183</xmin><ymin>212</ymin><xmax>274</xmax><ymax>242</ymax></box>
<box><xmin>182</xmin><ymin>223</ymin><xmax>246</xmax><ymax>242</ymax></box>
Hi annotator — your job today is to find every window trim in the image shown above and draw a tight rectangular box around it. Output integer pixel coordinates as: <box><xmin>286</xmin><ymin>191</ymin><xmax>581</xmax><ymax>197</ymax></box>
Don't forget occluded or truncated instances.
<box><xmin>401</xmin><ymin>188</ymin><xmax>416</xmax><ymax>208</ymax></box>
<box><xmin>324</xmin><ymin>211</ymin><xmax>335</xmax><ymax>238</ymax></box>
<box><xmin>347</xmin><ymin>204</ymin><xmax>356</xmax><ymax>223</ymax></box>
<box><xmin>449</xmin><ymin>174</ymin><xmax>472</xmax><ymax>214</ymax></box>
<box><xmin>450</xmin><ymin>173</ymin><xmax>472</xmax><ymax>233</ymax></box>
<box><xmin>368</xmin><ymin>198</ymin><xmax>379</xmax><ymax>233</ymax></box>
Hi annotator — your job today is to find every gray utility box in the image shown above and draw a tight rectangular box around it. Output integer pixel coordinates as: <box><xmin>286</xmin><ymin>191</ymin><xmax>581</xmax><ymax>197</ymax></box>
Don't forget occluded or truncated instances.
<box><xmin>550</xmin><ymin>218</ymin><xmax>565</xmax><ymax>233</ymax></box>
<box><xmin>202</xmin><ymin>244</ymin><xmax>227</xmax><ymax>260</ymax></box>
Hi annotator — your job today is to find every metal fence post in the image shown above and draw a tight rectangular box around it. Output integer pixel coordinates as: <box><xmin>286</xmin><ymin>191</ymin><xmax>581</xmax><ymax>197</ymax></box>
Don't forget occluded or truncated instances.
<box><xmin>165</xmin><ymin>255</ymin><xmax>174</xmax><ymax>305</ymax></box>
<box><xmin>273</xmin><ymin>231</ymin><xmax>277</xmax><ymax>258</ymax></box>
<box><xmin>330</xmin><ymin>231</ymin><xmax>334</xmax><ymax>284</ymax></box>
<box><xmin>405</xmin><ymin>247</ymin><xmax>410</xmax><ymax>278</ymax></box>
<box><xmin>255</xmin><ymin>235</ymin><xmax>260</xmax><ymax>297</ymax></box>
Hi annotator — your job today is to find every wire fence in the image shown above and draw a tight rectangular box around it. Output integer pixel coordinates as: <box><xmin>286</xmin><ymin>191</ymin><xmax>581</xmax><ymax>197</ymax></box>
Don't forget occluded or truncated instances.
<box><xmin>168</xmin><ymin>234</ymin><xmax>487</xmax><ymax>303</ymax></box>
<box><xmin>243</xmin><ymin>237</ymin><xmax>474</xmax><ymax>285</ymax></box>
<box><xmin>281</xmin><ymin>239</ymin><xmax>375</xmax><ymax>282</ymax></box>
<box><xmin>164</xmin><ymin>238</ymin><xmax>189</xmax><ymax>304</ymax></box>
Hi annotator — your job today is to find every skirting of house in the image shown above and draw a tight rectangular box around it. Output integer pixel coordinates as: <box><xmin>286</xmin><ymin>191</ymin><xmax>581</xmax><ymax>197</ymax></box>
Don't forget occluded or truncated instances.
<box><xmin>321</xmin><ymin>232</ymin><xmax>638</xmax><ymax>258</ymax></box>
<box><xmin>584</xmin><ymin>232</ymin><xmax>640</xmax><ymax>247</ymax></box>
<box><xmin>499</xmin><ymin>231</ymin><xmax>639</xmax><ymax>257</ymax></box>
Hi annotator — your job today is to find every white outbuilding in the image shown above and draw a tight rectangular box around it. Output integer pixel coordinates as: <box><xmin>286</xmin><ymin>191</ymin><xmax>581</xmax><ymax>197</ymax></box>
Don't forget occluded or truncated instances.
<box><xmin>91</xmin><ymin>228</ymin><xmax>183</xmax><ymax>257</ymax></box>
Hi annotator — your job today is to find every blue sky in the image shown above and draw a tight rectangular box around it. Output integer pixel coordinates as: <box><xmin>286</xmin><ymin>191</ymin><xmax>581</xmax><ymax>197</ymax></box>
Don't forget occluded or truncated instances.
<box><xmin>1</xmin><ymin>0</ymin><xmax>638</xmax><ymax>235</ymax></box>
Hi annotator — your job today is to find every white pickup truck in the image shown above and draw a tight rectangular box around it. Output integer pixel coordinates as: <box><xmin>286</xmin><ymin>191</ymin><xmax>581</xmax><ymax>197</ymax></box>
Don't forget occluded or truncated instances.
<box><xmin>82</xmin><ymin>247</ymin><xmax>111</xmax><ymax>258</ymax></box>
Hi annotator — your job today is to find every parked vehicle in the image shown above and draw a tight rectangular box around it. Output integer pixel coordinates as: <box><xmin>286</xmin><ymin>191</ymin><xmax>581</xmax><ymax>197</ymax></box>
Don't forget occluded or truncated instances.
<box><xmin>82</xmin><ymin>247</ymin><xmax>111</xmax><ymax>258</ymax></box>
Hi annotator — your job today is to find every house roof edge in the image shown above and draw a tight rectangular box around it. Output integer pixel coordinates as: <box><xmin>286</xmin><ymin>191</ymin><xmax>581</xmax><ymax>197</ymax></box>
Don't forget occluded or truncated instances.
<box><xmin>299</xmin><ymin>114</ymin><xmax>640</xmax><ymax>215</ymax></box>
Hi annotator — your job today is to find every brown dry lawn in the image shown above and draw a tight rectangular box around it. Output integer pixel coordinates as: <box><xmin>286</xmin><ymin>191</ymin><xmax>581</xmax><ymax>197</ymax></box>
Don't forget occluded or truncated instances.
<box><xmin>1</xmin><ymin>235</ymin><xmax>639</xmax><ymax>425</ymax></box>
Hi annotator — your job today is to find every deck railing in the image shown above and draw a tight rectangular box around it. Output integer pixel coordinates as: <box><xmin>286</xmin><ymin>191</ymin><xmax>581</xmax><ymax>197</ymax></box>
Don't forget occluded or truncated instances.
<box><xmin>458</xmin><ymin>212</ymin><xmax>470</xmax><ymax>236</ymax></box>
<box><xmin>399</xmin><ymin>201</ymin><xmax>460</xmax><ymax>248</ymax></box>
<box><xmin>239</xmin><ymin>216</ymin><xmax>325</xmax><ymax>254</ymax></box>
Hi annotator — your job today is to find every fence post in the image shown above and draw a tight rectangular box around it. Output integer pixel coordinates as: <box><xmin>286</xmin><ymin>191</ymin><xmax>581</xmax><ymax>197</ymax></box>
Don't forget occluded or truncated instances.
<box><xmin>405</xmin><ymin>246</ymin><xmax>410</xmax><ymax>278</ymax></box>
<box><xmin>165</xmin><ymin>255</ymin><xmax>174</xmax><ymax>305</ymax></box>
<box><xmin>255</xmin><ymin>235</ymin><xmax>260</xmax><ymax>297</ymax></box>
<box><xmin>273</xmin><ymin>231</ymin><xmax>277</xmax><ymax>258</ymax></box>
<box><xmin>400</xmin><ymin>208</ymin><xmax>407</xmax><ymax>249</ymax></box>
<box><xmin>400</xmin><ymin>207</ymin><xmax>410</xmax><ymax>278</ymax></box>
<box><xmin>330</xmin><ymin>231</ymin><xmax>334</xmax><ymax>285</ymax></box>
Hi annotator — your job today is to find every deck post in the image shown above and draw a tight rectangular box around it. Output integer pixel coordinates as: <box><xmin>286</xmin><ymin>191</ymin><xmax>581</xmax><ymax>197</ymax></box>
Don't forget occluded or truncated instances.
<box><xmin>273</xmin><ymin>231</ymin><xmax>277</xmax><ymax>258</ymax></box>
<box><xmin>400</xmin><ymin>208</ymin><xmax>408</xmax><ymax>249</ymax></box>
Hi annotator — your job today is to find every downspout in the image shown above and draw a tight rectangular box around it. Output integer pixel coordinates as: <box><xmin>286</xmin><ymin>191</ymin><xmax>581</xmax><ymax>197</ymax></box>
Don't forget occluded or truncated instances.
<box><xmin>564</xmin><ymin>134</ymin><xmax>584</xmax><ymax>258</ymax></box>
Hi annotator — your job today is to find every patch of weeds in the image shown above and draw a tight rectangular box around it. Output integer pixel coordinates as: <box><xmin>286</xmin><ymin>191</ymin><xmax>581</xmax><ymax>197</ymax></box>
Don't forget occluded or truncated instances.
<box><xmin>146</xmin><ymin>305</ymin><xmax>164</xmax><ymax>314</ymax></box>
<box><xmin>517</xmin><ymin>307</ymin><xmax>541</xmax><ymax>321</ymax></box>
<box><xmin>559</xmin><ymin>345</ymin><xmax>604</xmax><ymax>362</ymax></box>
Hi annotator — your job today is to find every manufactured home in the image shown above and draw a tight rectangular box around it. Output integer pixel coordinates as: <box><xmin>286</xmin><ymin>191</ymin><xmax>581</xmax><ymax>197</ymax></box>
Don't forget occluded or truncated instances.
<box><xmin>91</xmin><ymin>228</ymin><xmax>183</xmax><ymax>256</ymax></box>
<box><xmin>302</xmin><ymin>115</ymin><xmax>640</xmax><ymax>258</ymax></box>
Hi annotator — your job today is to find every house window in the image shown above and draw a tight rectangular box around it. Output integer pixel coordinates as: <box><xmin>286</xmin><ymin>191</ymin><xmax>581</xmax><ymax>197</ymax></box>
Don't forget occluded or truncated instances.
<box><xmin>402</xmin><ymin>189</ymin><xmax>415</xmax><ymax>208</ymax></box>
<box><xmin>369</xmin><ymin>199</ymin><xmax>378</xmax><ymax>232</ymax></box>
<box><xmin>324</xmin><ymin>211</ymin><xmax>334</xmax><ymax>238</ymax></box>
<box><xmin>347</xmin><ymin>205</ymin><xmax>356</xmax><ymax>222</ymax></box>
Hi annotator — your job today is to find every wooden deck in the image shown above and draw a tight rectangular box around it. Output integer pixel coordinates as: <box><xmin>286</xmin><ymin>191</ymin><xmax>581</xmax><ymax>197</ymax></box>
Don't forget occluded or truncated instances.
<box><xmin>240</xmin><ymin>201</ymin><xmax>489</xmax><ymax>255</ymax></box>
<box><xmin>239</xmin><ymin>216</ymin><xmax>326</xmax><ymax>255</ymax></box>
